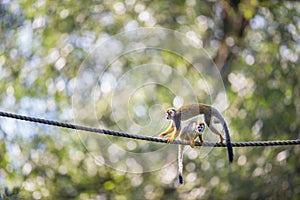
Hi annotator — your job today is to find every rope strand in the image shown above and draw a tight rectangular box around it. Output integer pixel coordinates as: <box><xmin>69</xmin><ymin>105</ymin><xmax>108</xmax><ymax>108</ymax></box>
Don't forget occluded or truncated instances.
<box><xmin>0</xmin><ymin>111</ymin><xmax>299</xmax><ymax>147</ymax></box>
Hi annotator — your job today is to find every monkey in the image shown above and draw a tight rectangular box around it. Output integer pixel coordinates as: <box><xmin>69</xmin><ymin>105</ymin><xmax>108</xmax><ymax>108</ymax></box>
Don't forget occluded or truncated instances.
<box><xmin>178</xmin><ymin>120</ymin><xmax>206</xmax><ymax>184</ymax></box>
<box><xmin>180</xmin><ymin>119</ymin><xmax>206</xmax><ymax>148</ymax></box>
<box><xmin>159</xmin><ymin>103</ymin><xmax>234</xmax><ymax>163</ymax></box>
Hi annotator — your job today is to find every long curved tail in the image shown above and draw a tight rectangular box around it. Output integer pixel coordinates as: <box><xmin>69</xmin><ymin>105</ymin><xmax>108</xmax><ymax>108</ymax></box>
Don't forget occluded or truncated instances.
<box><xmin>212</xmin><ymin>108</ymin><xmax>234</xmax><ymax>163</ymax></box>
<box><xmin>223</xmin><ymin>122</ymin><xmax>234</xmax><ymax>163</ymax></box>
<box><xmin>178</xmin><ymin>145</ymin><xmax>184</xmax><ymax>184</ymax></box>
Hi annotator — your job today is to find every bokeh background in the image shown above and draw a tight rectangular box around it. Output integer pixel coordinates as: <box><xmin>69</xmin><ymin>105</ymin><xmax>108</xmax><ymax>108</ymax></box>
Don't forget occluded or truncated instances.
<box><xmin>1</xmin><ymin>0</ymin><xmax>300</xmax><ymax>199</ymax></box>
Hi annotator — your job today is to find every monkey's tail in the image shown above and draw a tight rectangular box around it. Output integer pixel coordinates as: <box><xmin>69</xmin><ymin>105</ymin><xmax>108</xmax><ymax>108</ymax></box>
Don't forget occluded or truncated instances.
<box><xmin>212</xmin><ymin>108</ymin><xmax>234</xmax><ymax>163</ymax></box>
<box><xmin>178</xmin><ymin>145</ymin><xmax>184</xmax><ymax>184</ymax></box>
<box><xmin>223</xmin><ymin>122</ymin><xmax>234</xmax><ymax>163</ymax></box>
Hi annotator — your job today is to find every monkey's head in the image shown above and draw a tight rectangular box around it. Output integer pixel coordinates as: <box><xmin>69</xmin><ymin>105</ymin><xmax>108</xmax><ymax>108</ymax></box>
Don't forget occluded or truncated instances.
<box><xmin>196</xmin><ymin>122</ymin><xmax>206</xmax><ymax>133</ymax></box>
<box><xmin>165</xmin><ymin>108</ymin><xmax>177</xmax><ymax>120</ymax></box>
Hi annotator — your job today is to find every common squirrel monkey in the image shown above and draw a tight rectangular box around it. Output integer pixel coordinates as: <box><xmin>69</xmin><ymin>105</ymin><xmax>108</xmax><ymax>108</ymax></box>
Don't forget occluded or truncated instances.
<box><xmin>159</xmin><ymin>103</ymin><xmax>234</xmax><ymax>163</ymax></box>
<box><xmin>178</xmin><ymin>120</ymin><xmax>206</xmax><ymax>184</ymax></box>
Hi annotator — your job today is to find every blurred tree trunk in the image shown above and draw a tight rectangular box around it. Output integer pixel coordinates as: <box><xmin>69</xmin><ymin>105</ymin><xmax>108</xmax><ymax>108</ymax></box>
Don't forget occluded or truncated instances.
<box><xmin>214</xmin><ymin>0</ymin><xmax>254</xmax><ymax>77</ymax></box>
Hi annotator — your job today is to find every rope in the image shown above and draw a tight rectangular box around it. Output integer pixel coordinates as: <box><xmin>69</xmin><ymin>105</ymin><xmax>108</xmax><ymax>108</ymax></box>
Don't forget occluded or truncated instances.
<box><xmin>0</xmin><ymin>111</ymin><xmax>299</xmax><ymax>147</ymax></box>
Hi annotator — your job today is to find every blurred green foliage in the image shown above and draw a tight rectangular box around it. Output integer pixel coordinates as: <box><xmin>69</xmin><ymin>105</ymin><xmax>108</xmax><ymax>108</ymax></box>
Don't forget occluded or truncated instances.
<box><xmin>1</xmin><ymin>0</ymin><xmax>300</xmax><ymax>199</ymax></box>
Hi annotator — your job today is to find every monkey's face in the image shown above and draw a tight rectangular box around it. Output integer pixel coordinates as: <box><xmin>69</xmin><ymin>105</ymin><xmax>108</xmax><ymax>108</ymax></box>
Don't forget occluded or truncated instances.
<box><xmin>165</xmin><ymin>108</ymin><xmax>176</xmax><ymax>120</ymax></box>
<box><xmin>196</xmin><ymin>122</ymin><xmax>205</xmax><ymax>133</ymax></box>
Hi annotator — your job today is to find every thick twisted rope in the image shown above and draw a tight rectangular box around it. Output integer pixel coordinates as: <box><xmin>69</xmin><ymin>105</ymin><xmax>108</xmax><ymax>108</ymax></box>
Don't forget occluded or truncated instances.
<box><xmin>0</xmin><ymin>111</ymin><xmax>299</xmax><ymax>147</ymax></box>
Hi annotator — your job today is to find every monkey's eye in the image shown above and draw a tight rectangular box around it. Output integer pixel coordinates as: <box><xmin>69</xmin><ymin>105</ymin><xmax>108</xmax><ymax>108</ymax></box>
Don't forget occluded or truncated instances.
<box><xmin>197</xmin><ymin>123</ymin><xmax>205</xmax><ymax>133</ymax></box>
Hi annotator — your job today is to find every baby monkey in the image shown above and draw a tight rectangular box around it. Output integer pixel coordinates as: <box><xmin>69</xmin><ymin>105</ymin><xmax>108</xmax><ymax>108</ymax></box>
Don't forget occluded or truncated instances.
<box><xmin>159</xmin><ymin>103</ymin><xmax>233</xmax><ymax>163</ymax></box>
<box><xmin>178</xmin><ymin>120</ymin><xmax>206</xmax><ymax>184</ymax></box>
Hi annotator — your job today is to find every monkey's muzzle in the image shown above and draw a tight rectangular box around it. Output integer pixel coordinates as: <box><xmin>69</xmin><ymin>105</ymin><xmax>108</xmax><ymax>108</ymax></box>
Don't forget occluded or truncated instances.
<box><xmin>197</xmin><ymin>124</ymin><xmax>205</xmax><ymax>133</ymax></box>
<box><xmin>165</xmin><ymin>113</ymin><xmax>171</xmax><ymax>119</ymax></box>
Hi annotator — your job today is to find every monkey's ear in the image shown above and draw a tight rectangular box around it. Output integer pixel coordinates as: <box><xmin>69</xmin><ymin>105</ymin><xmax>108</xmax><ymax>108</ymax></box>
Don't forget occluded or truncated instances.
<box><xmin>169</xmin><ymin>109</ymin><xmax>176</xmax><ymax>117</ymax></box>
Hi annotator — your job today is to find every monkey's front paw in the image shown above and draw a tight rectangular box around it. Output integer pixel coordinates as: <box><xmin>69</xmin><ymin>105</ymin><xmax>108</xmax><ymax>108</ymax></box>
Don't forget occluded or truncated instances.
<box><xmin>159</xmin><ymin>134</ymin><xmax>166</xmax><ymax>138</ymax></box>
<box><xmin>167</xmin><ymin>137</ymin><xmax>175</xmax><ymax>143</ymax></box>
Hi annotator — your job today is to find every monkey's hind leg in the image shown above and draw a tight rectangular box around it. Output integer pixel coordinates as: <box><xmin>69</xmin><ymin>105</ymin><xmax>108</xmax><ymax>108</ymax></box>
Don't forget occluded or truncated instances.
<box><xmin>159</xmin><ymin>122</ymin><xmax>174</xmax><ymax>138</ymax></box>
<box><xmin>185</xmin><ymin>131</ymin><xmax>196</xmax><ymax>148</ymax></box>
<box><xmin>209</xmin><ymin>125</ymin><xmax>225</xmax><ymax>143</ymax></box>
<box><xmin>189</xmin><ymin>139</ymin><xmax>195</xmax><ymax>148</ymax></box>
